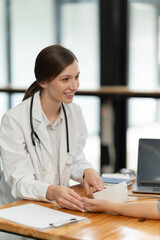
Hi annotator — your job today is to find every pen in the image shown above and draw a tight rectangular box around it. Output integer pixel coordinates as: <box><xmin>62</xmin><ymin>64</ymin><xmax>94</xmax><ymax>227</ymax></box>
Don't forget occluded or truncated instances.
<box><xmin>49</xmin><ymin>218</ymin><xmax>78</xmax><ymax>228</ymax></box>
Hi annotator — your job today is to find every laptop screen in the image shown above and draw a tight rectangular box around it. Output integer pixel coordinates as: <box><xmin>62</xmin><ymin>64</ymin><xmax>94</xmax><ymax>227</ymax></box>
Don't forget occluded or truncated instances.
<box><xmin>137</xmin><ymin>139</ymin><xmax>160</xmax><ymax>184</ymax></box>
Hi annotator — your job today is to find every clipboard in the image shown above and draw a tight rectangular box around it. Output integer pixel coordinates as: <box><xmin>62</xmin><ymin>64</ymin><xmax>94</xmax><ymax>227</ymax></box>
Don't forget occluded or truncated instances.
<box><xmin>0</xmin><ymin>203</ymin><xmax>87</xmax><ymax>231</ymax></box>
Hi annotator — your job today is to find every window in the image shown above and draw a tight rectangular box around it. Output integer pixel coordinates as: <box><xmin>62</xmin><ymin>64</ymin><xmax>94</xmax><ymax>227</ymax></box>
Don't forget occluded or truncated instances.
<box><xmin>127</xmin><ymin>0</ymin><xmax>160</xmax><ymax>170</ymax></box>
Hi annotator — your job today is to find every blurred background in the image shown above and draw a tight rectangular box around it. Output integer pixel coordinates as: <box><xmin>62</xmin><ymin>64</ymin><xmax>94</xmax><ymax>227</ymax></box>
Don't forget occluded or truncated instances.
<box><xmin>1</xmin><ymin>0</ymin><xmax>160</xmax><ymax>174</ymax></box>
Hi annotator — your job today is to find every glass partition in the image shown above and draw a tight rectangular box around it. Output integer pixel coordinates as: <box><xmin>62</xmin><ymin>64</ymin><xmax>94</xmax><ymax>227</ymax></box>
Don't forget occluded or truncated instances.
<box><xmin>11</xmin><ymin>0</ymin><xmax>55</xmax><ymax>88</ymax></box>
<box><xmin>0</xmin><ymin>0</ymin><xmax>7</xmax><ymax>87</ymax></box>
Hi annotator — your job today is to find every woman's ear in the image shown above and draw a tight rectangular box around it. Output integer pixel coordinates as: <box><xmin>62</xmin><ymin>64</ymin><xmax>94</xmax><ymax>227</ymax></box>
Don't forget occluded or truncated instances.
<box><xmin>39</xmin><ymin>81</ymin><xmax>47</xmax><ymax>88</ymax></box>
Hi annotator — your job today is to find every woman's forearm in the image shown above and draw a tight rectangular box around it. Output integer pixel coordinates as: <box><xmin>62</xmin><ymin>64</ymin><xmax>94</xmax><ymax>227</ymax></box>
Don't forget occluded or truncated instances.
<box><xmin>111</xmin><ymin>201</ymin><xmax>160</xmax><ymax>219</ymax></box>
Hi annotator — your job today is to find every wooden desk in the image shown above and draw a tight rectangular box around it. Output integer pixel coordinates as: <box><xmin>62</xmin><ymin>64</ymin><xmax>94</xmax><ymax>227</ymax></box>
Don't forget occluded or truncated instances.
<box><xmin>0</xmin><ymin>184</ymin><xmax>160</xmax><ymax>240</ymax></box>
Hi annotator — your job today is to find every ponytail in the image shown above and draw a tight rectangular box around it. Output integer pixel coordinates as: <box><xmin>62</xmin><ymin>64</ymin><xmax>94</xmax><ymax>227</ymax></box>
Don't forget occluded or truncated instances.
<box><xmin>23</xmin><ymin>80</ymin><xmax>41</xmax><ymax>101</ymax></box>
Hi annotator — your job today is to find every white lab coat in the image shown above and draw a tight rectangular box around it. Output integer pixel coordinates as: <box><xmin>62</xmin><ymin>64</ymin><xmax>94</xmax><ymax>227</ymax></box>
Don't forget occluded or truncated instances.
<box><xmin>0</xmin><ymin>91</ymin><xmax>93</xmax><ymax>205</ymax></box>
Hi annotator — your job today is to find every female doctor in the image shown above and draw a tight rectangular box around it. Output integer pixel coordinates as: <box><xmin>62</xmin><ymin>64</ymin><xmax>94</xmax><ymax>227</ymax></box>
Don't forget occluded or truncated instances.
<box><xmin>0</xmin><ymin>44</ymin><xmax>104</xmax><ymax>211</ymax></box>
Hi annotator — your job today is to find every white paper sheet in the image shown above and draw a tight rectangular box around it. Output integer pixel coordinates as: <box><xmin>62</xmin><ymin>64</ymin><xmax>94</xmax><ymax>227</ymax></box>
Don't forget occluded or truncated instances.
<box><xmin>101</xmin><ymin>173</ymin><xmax>131</xmax><ymax>179</ymax></box>
<box><xmin>0</xmin><ymin>203</ymin><xmax>87</xmax><ymax>230</ymax></box>
<box><xmin>93</xmin><ymin>182</ymin><xmax>128</xmax><ymax>203</ymax></box>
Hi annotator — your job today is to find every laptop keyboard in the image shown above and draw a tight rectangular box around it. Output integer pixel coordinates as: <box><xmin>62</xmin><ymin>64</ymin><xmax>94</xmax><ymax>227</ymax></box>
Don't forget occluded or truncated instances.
<box><xmin>152</xmin><ymin>187</ymin><xmax>160</xmax><ymax>192</ymax></box>
<box><xmin>139</xmin><ymin>182</ymin><xmax>160</xmax><ymax>187</ymax></box>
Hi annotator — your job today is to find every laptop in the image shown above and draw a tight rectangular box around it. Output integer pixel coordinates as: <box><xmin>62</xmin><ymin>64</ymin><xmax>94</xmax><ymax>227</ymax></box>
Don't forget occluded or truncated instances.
<box><xmin>132</xmin><ymin>138</ymin><xmax>160</xmax><ymax>194</ymax></box>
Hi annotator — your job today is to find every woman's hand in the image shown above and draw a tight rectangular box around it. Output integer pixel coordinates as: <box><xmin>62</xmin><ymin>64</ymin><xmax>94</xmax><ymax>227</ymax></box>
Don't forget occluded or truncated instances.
<box><xmin>82</xmin><ymin>197</ymin><xmax>120</xmax><ymax>213</ymax></box>
<box><xmin>83</xmin><ymin>169</ymin><xmax>104</xmax><ymax>196</ymax></box>
<box><xmin>82</xmin><ymin>197</ymin><xmax>108</xmax><ymax>212</ymax></box>
<box><xmin>46</xmin><ymin>185</ymin><xmax>84</xmax><ymax>212</ymax></box>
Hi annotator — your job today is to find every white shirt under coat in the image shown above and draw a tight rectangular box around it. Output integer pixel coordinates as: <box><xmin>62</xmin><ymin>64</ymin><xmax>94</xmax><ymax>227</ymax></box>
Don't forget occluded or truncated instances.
<box><xmin>0</xmin><ymin>91</ymin><xmax>93</xmax><ymax>204</ymax></box>
<box><xmin>42</xmin><ymin>107</ymin><xmax>62</xmax><ymax>185</ymax></box>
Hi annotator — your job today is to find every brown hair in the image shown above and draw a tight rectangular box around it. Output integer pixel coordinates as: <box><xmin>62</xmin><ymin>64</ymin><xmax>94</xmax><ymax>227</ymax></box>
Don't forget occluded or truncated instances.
<box><xmin>23</xmin><ymin>44</ymin><xmax>77</xmax><ymax>100</ymax></box>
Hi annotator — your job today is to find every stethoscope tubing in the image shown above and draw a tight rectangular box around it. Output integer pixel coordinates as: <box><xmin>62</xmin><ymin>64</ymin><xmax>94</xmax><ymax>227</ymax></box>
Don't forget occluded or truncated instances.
<box><xmin>30</xmin><ymin>95</ymin><xmax>40</xmax><ymax>146</ymax></box>
<box><xmin>61</xmin><ymin>103</ymin><xmax>69</xmax><ymax>153</ymax></box>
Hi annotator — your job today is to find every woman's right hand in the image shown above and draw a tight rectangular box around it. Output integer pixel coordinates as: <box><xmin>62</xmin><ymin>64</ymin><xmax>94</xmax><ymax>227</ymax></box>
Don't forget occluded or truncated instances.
<box><xmin>46</xmin><ymin>185</ymin><xmax>84</xmax><ymax>212</ymax></box>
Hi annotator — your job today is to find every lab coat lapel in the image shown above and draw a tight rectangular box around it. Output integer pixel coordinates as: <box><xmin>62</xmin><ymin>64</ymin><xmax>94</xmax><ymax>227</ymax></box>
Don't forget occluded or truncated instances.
<box><xmin>32</xmin><ymin>91</ymin><xmax>53</xmax><ymax>158</ymax></box>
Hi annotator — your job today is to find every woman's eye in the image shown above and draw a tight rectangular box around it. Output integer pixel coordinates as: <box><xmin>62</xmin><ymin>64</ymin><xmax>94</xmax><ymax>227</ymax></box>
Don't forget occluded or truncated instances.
<box><xmin>62</xmin><ymin>78</ymin><xmax>69</xmax><ymax>81</ymax></box>
<box><xmin>75</xmin><ymin>75</ymin><xmax>79</xmax><ymax>79</ymax></box>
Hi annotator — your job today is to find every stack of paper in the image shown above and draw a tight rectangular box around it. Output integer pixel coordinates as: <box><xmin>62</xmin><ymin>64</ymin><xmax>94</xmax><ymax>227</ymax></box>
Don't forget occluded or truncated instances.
<box><xmin>101</xmin><ymin>173</ymin><xmax>132</xmax><ymax>187</ymax></box>
<box><xmin>102</xmin><ymin>173</ymin><xmax>131</xmax><ymax>179</ymax></box>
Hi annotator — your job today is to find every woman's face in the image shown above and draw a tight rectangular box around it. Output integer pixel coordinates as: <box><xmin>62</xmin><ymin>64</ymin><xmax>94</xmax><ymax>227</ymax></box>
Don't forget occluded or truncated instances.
<box><xmin>40</xmin><ymin>60</ymin><xmax>80</xmax><ymax>104</ymax></box>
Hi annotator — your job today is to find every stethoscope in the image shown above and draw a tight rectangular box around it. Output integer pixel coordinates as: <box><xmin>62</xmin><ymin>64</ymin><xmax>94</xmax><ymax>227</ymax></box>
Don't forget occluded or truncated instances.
<box><xmin>30</xmin><ymin>94</ymin><xmax>70</xmax><ymax>173</ymax></box>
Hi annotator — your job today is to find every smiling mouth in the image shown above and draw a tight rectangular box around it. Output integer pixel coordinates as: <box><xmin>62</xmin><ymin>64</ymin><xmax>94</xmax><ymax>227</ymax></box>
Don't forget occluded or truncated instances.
<box><xmin>65</xmin><ymin>93</ymin><xmax>75</xmax><ymax>97</ymax></box>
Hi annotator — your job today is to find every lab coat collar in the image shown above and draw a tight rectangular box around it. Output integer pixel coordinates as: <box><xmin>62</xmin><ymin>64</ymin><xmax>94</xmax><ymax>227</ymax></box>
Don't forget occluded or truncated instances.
<box><xmin>32</xmin><ymin>91</ymin><xmax>43</xmax><ymax>122</ymax></box>
<box><xmin>31</xmin><ymin>91</ymin><xmax>53</xmax><ymax>158</ymax></box>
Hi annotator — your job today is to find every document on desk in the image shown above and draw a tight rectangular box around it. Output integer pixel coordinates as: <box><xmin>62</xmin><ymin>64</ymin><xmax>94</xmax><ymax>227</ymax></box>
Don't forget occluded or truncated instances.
<box><xmin>0</xmin><ymin>203</ymin><xmax>87</xmax><ymax>231</ymax></box>
<box><xmin>93</xmin><ymin>182</ymin><xmax>128</xmax><ymax>203</ymax></box>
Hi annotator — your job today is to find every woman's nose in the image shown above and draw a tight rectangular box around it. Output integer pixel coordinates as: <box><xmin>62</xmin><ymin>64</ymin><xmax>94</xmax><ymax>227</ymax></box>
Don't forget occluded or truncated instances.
<box><xmin>70</xmin><ymin>79</ymin><xmax>79</xmax><ymax>90</ymax></box>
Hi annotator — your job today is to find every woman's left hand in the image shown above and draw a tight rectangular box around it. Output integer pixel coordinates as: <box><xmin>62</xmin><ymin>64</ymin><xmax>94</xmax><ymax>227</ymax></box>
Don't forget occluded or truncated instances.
<box><xmin>83</xmin><ymin>169</ymin><xmax>104</xmax><ymax>196</ymax></box>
